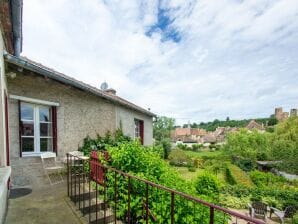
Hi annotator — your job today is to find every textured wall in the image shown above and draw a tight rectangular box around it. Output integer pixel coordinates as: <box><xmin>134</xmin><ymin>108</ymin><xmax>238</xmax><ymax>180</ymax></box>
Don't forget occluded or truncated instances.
<box><xmin>7</xmin><ymin>72</ymin><xmax>116</xmax><ymax>160</ymax></box>
<box><xmin>116</xmin><ymin>106</ymin><xmax>153</xmax><ymax>145</ymax></box>
<box><xmin>0</xmin><ymin>32</ymin><xmax>7</xmax><ymax>167</ymax></box>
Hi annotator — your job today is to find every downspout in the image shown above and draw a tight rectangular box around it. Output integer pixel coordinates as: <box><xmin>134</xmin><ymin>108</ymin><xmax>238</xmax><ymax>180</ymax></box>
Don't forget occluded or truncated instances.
<box><xmin>10</xmin><ymin>0</ymin><xmax>23</xmax><ymax>57</ymax></box>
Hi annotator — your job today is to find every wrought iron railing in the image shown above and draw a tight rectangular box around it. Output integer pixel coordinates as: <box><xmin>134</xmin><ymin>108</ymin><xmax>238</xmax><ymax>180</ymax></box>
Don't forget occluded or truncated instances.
<box><xmin>66</xmin><ymin>152</ymin><xmax>265</xmax><ymax>224</ymax></box>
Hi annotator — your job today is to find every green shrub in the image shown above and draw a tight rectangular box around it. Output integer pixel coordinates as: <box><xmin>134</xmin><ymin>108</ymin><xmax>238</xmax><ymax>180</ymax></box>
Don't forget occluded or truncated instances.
<box><xmin>227</xmin><ymin>164</ymin><xmax>253</xmax><ymax>187</ymax></box>
<box><xmin>220</xmin><ymin>195</ymin><xmax>250</xmax><ymax>209</ymax></box>
<box><xmin>168</xmin><ymin>149</ymin><xmax>190</xmax><ymax>167</ymax></box>
<box><xmin>176</xmin><ymin>143</ymin><xmax>188</xmax><ymax>150</ymax></box>
<box><xmin>225</xmin><ymin>167</ymin><xmax>236</xmax><ymax>185</ymax></box>
<box><xmin>195</xmin><ymin>172</ymin><xmax>220</xmax><ymax>196</ymax></box>
<box><xmin>249</xmin><ymin>170</ymin><xmax>286</xmax><ymax>187</ymax></box>
<box><xmin>234</xmin><ymin>158</ymin><xmax>254</xmax><ymax>172</ymax></box>
<box><xmin>191</xmin><ymin>144</ymin><xmax>202</xmax><ymax>151</ymax></box>
<box><xmin>155</xmin><ymin>138</ymin><xmax>172</xmax><ymax>159</ymax></box>
<box><xmin>188</xmin><ymin>167</ymin><xmax>196</xmax><ymax>172</ymax></box>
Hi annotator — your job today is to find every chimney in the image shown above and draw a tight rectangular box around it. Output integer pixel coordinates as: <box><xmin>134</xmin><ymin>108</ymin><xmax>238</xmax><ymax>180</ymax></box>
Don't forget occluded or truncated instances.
<box><xmin>104</xmin><ymin>88</ymin><xmax>116</xmax><ymax>95</ymax></box>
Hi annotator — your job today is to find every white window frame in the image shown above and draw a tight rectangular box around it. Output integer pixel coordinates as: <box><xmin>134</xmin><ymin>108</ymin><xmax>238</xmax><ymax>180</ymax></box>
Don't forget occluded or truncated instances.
<box><xmin>21</xmin><ymin>102</ymin><xmax>53</xmax><ymax>156</ymax></box>
<box><xmin>134</xmin><ymin>119</ymin><xmax>140</xmax><ymax>139</ymax></box>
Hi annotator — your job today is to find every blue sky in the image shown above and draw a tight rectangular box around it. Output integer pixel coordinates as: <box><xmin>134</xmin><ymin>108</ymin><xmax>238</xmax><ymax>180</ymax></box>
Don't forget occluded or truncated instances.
<box><xmin>22</xmin><ymin>0</ymin><xmax>298</xmax><ymax>124</ymax></box>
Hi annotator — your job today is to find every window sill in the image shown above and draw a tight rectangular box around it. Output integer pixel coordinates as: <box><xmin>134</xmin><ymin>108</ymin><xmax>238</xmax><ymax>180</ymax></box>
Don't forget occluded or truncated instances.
<box><xmin>22</xmin><ymin>152</ymin><xmax>52</xmax><ymax>157</ymax></box>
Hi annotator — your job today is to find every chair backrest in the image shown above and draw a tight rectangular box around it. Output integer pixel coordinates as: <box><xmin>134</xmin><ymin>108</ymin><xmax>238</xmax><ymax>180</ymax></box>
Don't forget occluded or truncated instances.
<box><xmin>40</xmin><ymin>152</ymin><xmax>57</xmax><ymax>168</ymax></box>
<box><xmin>252</xmin><ymin>201</ymin><xmax>268</xmax><ymax>215</ymax></box>
<box><xmin>284</xmin><ymin>206</ymin><xmax>296</xmax><ymax>218</ymax></box>
<box><xmin>41</xmin><ymin>152</ymin><xmax>57</xmax><ymax>159</ymax></box>
<box><xmin>69</xmin><ymin>151</ymin><xmax>84</xmax><ymax>157</ymax></box>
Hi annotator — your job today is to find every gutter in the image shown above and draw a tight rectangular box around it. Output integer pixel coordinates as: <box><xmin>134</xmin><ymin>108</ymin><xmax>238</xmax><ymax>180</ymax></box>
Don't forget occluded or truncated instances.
<box><xmin>4</xmin><ymin>54</ymin><xmax>156</xmax><ymax>117</ymax></box>
<box><xmin>10</xmin><ymin>0</ymin><xmax>23</xmax><ymax>57</ymax></box>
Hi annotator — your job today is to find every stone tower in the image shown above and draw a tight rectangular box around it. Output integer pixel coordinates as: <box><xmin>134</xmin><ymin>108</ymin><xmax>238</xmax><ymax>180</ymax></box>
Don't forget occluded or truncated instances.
<box><xmin>290</xmin><ymin>108</ymin><xmax>297</xmax><ymax>117</ymax></box>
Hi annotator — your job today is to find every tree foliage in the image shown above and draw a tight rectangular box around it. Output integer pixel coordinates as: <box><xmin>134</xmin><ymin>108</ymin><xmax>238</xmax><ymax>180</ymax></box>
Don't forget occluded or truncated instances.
<box><xmin>187</xmin><ymin>117</ymin><xmax>276</xmax><ymax>131</ymax></box>
<box><xmin>153</xmin><ymin>116</ymin><xmax>175</xmax><ymax>141</ymax></box>
<box><xmin>224</xmin><ymin>117</ymin><xmax>298</xmax><ymax>174</ymax></box>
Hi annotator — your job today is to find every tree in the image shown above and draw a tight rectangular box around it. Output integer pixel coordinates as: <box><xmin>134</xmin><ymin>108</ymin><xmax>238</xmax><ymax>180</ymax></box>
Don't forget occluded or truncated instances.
<box><xmin>153</xmin><ymin>116</ymin><xmax>175</xmax><ymax>159</ymax></box>
<box><xmin>153</xmin><ymin>116</ymin><xmax>175</xmax><ymax>141</ymax></box>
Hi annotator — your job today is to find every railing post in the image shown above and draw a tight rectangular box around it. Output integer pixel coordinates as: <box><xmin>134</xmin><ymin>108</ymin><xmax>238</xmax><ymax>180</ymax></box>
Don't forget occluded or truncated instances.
<box><xmin>96</xmin><ymin>163</ymin><xmax>98</xmax><ymax>223</ymax></box>
<box><xmin>146</xmin><ymin>183</ymin><xmax>149</xmax><ymax>224</ymax></box>
<box><xmin>104</xmin><ymin>167</ymin><xmax>106</xmax><ymax>223</ymax></box>
<box><xmin>74</xmin><ymin>157</ymin><xmax>77</xmax><ymax>205</ymax></box>
<box><xmin>127</xmin><ymin>177</ymin><xmax>131</xmax><ymax>224</ymax></box>
<box><xmin>67</xmin><ymin>153</ymin><xmax>69</xmax><ymax>197</ymax></box>
<box><xmin>89</xmin><ymin>159</ymin><xmax>91</xmax><ymax>223</ymax></box>
<box><xmin>79</xmin><ymin>158</ymin><xmax>81</xmax><ymax>210</ymax></box>
<box><xmin>171</xmin><ymin>192</ymin><xmax>174</xmax><ymax>224</ymax></box>
<box><xmin>114</xmin><ymin>171</ymin><xmax>117</xmax><ymax>224</ymax></box>
<box><xmin>209</xmin><ymin>207</ymin><xmax>214</xmax><ymax>224</ymax></box>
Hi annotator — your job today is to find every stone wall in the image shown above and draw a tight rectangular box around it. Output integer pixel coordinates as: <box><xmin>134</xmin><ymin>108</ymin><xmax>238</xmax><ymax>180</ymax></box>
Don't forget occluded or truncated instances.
<box><xmin>0</xmin><ymin>31</ymin><xmax>8</xmax><ymax>167</ymax></box>
<box><xmin>7</xmin><ymin>71</ymin><xmax>117</xmax><ymax>186</ymax></box>
<box><xmin>116</xmin><ymin>106</ymin><xmax>153</xmax><ymax>145</ymax></box>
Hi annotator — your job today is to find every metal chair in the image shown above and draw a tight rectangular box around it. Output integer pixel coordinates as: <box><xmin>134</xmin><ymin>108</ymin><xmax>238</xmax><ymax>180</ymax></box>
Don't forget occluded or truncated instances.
<box><xmin>248</xmin><ymin>201</ymin><xmax>268</xmax><ymax>221</ymax></box>
<box><xmin>41</xmin><ymin>152</ymin><xmax>64</xmax><ymax>185</ymax></box>
<box><xmin>270</xmin><ymin>206</ymin><xmax>296</xmax><ymax>224</ymax></box>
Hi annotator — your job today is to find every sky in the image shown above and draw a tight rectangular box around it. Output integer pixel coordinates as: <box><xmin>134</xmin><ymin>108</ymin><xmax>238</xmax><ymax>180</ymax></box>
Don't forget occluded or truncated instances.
<box><xmin>22</xmin><ymin>0</ymin><xmax>298</xmax><ymax>125</ymax></box>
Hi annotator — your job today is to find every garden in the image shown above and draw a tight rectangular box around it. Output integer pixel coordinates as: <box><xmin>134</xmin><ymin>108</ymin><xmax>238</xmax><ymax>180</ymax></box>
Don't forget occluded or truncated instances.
<box><xmin>77</xmin><ymin>117</ymin><xmax>298</xmax><ymax>223</ymax></box>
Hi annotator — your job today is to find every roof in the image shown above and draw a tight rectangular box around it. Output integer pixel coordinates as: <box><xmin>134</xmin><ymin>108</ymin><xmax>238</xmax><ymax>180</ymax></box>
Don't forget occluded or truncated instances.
<box><xmin>246</xmin><ymin>120</ymin><xmax>264</xmax><ymax>130</ymax></box>
<box><xmin>174</xmin><ymin>128</ymin><xmax>207</xmax><ymax>137</ymax></box>
<box><xmin>0</xmin><ymin>0</ymin><xmax>23</xmax><ymax>55</ymax></box>
<box><xmin>5</xmin><ymin>54</ymin><xmax>155</xmax><ymax>117</ymax></box>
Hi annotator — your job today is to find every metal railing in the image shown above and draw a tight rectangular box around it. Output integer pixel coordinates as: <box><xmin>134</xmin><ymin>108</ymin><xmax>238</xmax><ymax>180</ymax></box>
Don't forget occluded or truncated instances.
<box><xmin>66</xmin><ymin>152</ymin><xmax>265</xmax><ymax>224</ymax></box>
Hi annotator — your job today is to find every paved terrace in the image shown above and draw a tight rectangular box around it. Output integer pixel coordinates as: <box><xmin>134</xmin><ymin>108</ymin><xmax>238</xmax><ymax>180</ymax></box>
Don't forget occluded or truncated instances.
<box><xmin>5</xmin><ymin>181</ymin><xmax>83</xmax><ymax>224</ymax></box>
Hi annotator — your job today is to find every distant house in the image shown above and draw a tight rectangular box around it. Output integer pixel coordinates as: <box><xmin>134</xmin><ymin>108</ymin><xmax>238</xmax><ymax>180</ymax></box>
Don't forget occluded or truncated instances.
<box><xmin>245</xmin><ymin>120</ymin><xmax>265</xmax><ymax>131</ymax></box>
<box><xmin>171</xmin><ymin>128</ymin><xmax>207</xmax><ymax>143</ymax></box>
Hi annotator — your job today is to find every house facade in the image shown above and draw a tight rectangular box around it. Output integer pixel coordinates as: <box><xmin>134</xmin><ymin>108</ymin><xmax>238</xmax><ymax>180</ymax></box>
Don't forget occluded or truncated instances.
<box><xmin>0</xmin><ymin>0</ymin><xmax>154</xmax><ymax>217</ymax></box>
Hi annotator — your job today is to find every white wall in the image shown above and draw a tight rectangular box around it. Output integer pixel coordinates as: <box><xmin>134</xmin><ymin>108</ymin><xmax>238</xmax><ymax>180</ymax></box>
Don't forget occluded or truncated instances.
<box><xmin>116</xmin><ymin>106</ymin><xmax>153</xmax><ymax>145</ymax></box>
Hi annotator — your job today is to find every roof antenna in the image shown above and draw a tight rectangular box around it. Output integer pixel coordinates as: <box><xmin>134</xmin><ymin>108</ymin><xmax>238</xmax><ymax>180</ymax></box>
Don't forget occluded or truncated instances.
<box><xmin>100</xmin><ymin>81</ymin><xmax>108</xmax><ymax>90</ymax></box>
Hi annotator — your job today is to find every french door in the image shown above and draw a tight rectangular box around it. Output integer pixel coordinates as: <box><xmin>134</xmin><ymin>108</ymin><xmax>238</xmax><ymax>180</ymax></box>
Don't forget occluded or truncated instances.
<box><xmin>20</xmin><ymin>102</ymin><xmax>53</xmax><ymax>156</ymax></box>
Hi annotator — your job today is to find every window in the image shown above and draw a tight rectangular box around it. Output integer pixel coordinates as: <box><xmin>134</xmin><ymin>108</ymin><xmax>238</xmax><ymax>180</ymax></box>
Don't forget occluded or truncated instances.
<box><xmin>134</xmin><ymin>119</ymin><xmax>144</xmax><ymax>144</ymax></box>
<box><xmin>20</xmin><ymin>102</ymin><xmax>53</xmax><ymax>155</ymax></box>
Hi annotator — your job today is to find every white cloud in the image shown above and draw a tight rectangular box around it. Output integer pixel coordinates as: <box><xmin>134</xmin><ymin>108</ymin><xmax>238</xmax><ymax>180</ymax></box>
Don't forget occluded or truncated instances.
<box><xmin>22</xmin><ymin>0</ymin><xmax>298</xmax><ymax>124</ymax></box>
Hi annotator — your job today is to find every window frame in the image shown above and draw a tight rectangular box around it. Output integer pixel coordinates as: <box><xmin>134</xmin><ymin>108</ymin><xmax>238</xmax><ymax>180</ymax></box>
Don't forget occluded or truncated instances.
<box><xmin>20</xmin><ymin>102</ymin><xmax>53</xmax><ymax>156</ymax></box>
<box><xmin>134</xmin><ymin>119</ymin><xmax>144</xmax><ymax>145</ymax></box>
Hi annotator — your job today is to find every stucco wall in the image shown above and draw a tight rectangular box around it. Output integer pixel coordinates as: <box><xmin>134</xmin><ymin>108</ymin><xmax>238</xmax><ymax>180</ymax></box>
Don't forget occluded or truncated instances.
<box><xmin>0</xmin><ymin>32</ymin><xmax>7</xmax><ymax>167</ymax></box>
<box><xmin>7</xmin><ymin>72</ymin><xmax>116</xmax><ymax>160</ymax></box>
<box><xmin>116</xmin><ymin>106</ymin><xmax>153</xmax><ymax>145</ymax></box>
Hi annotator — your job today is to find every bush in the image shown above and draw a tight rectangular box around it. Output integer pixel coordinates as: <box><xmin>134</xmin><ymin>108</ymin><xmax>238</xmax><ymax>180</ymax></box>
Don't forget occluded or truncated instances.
<box><xmin>220</xmin><ymin>195</ymin><xmax>250</xmax><ymax>209</ymax></box>
<box><xmin>249</xmin><ymin>170</ymin><xmax>286</xmax><ymax>187</ymax></box>
<box><xmin>234</xmin><ymin>158</ymin><xmax>254</xmax><ymax>172</ymax></box>
<box><xmin>79</xmin><ymin>129</ymin><xmax>131</xmax><ymax>156</ymax></box>
<box><xmin>168</xmin><ymin>149</ymin><xmax>190</xmax><ymax>167</ymax></box>
<box><xmin>155</xmin><ymin>138</ymin><xmax>172</xmax><ymax>159</ymax></box>
<box><xmin>188</xmin><ymin>167</ymin><xmax>196</xmax><ymax>172</ymax></box>
<box><xmin>195</xmin><ymin>172</ymin><xmax>220</xmax><ymax>196</ymax></box>
<box><xmin>191</xmin><ymin>144</ymin><xmax>202</xmax><ymax>151</ymax></box>
<box><xmin>225</xmin><ymin>167</ymin><xmax>236</xmax><ymax>185</ymax></box>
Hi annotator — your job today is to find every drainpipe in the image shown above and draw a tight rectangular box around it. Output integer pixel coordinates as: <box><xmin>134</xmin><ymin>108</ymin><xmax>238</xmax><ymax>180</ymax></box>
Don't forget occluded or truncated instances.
<box><xmin>10</xmin><ymin>0</ymin><xmax>23</xmax><ymax>57</ymax></box>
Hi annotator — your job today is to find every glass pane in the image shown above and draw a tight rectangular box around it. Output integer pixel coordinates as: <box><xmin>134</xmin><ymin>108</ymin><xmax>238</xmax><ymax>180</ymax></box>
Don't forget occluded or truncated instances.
<box><xmin>39</xmin><ymin>106</ymin><xmax>51</xmax><ymax>122</ymax></box>
<box><xmin>21</xmin><ymin>103</ymin><xmax>34</xmax><ymax>120</ymax></box>
<box><xmin>40</xmin><ymin>123</ymin><xmax>52</xmax><ymax>136</ymax></box>
<box><xmin>22</xmin><ymin>137</ymin><xmax>34</xmax><ymax>152</ymax></box>
<box><xmin>21</xmin><ymin>121</ymin><xmax>34</xmax><ymax>136</ymax></box>
<box><xmin>40</xmin><ymin>138</ymin><xmax>53</xmax><ymax>152</ymax></box>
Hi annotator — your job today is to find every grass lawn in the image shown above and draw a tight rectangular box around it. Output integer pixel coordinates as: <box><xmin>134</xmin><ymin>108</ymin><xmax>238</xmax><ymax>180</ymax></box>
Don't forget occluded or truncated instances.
<box><xmin>185</xmin><ymin>150</ymin><xmax>223</xmax><ymax>159</ymax></box>
<box><xmin>175</xmin><ymin>167</ymin><xmax>204</xmax><ymax>180</ymax></box>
